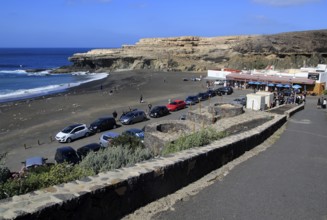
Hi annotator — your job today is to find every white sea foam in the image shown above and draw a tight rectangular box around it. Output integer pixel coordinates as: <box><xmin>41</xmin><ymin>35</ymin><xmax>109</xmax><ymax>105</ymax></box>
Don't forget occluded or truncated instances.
<box><xmin>0</xmin><ymin>69</ymin><xmax>27</xmax><ymax>74</ymax></box>
<box><xmin>27</xmin><ymin>70</ymin><xmax>51</xmax><ymax>76</ymax></box>
<box><xmin>0</xmin><ymin>72</ymin><xmax>109</xmax><ymax>103</ymax></box>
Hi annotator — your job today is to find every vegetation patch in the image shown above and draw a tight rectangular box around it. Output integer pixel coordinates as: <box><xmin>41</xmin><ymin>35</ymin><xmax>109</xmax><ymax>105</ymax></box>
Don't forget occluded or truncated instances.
<box><xmin>162</xmin><ymin>128</ymin><xmax>228</xmax><ymax>155</ymax></box>
<box><xmin>0</xmin><ymin>163</ymin><xmax>94</xmax><ymax>199</ymax></box>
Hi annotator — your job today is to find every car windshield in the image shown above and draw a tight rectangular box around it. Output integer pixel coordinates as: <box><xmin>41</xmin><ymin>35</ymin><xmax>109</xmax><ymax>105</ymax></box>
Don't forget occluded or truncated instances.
<box><xmin>170</xmin><ymin>102</ymin><xmax>177</xmax><ymax>105</ymax></box>
<box><xmin>62</xmin><ymin>151</ymin><xmax>78</xmax><ymax>160</ymax></box>
<box><xmin>92</xmin><ymin>119</ymin><xmax>103</xmax><ymax>124</ymax></box>
<box><xmin>124</xmin><ymin>112</ymin><xmax>134</xmax><ymax>117</ymax></box>
<box><xmin>103</xmin><ymin>136</ymin><xmax>114</xmax><ymax>141</ymax></box>
<box><xmin>62</xmin><ymin>125</ymin><xmax>77</xmax><ymax>133</ymax></box>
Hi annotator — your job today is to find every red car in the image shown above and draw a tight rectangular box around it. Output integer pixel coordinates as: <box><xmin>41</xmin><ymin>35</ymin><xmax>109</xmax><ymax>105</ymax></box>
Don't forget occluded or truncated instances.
<box><xmin>166</xmin><ymin>100</ymin><xmax>187</xmax><ymax>111</ymax></box>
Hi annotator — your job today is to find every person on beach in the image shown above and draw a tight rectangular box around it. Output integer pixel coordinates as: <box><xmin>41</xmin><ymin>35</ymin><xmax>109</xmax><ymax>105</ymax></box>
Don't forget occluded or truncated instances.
<box><xmin>317</xmin><ymin>98</ymin><xmax>321</xmax><ymax>108</ymax></box>
<box><xmin>323</xmin><ymin>98</ymin><xmax>327</xmax><ymax>109</ymax></box>
<box><xmin>112</xmin><ymin>110</ymin><xmax>117</xmax><ymax>119</ymax></box>
<box><xmin>148</xmin><ymin>103</ymin><xmax>152</xmax><ymax>112</ymax></box>
<box><xmin>140</xmin><ymin>95</ymin><xmax>143</xmax><ymax>103</ymax></box>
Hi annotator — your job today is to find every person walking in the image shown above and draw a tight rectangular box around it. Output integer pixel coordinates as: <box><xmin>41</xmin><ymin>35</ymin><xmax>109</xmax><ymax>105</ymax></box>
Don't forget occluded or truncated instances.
<box><xmin>148</xmin><ymin>103</ymin><xmax>152</xmax><ymax>112</ymax></box>
<box><xmin>322</xmin><ymin>98</ymin><xmax>327</xmax><ymax>109</ymax></box>
<box><xmin>317</xmin><ymin>98</ymin><xmax>321</xmax><ymax>108</ymax></box>
<box><xmin>140</xmin><ymin>95</ymin><xmax>143</xmax><ymax>103</ymax></box>
<box><xmin>112</xmin><ymin>110</ymin><xmax>117</xmax><ymax>119</ymax></box>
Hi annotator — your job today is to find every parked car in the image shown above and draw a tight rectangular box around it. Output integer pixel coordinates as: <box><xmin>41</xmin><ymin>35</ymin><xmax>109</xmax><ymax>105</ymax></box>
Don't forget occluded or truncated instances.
<box><xmin>122</xmin><ymin>128</ymin><xmax>144</xmax><ymax>141</ymax></box>
<box><xmin>185</xmin><ymin>96</ymin><xmax>199</xmax><ymax>105</ymax></box>
<box><xmin>89</xmin><ymin>116</ymin><xmax>117</xmax><ymax>133</ymax></box>
<box><xmin>232</xmin><ymin>97</ymin><xmax>247</xmax><ymax>106</ymax></box>
<box><xmin>99</xmin><ymin>131</ymin><xmax>120</xmax><ymax>147</ymax></box>
<box><xmin>54</xmin><ymin>146</ymin><xmax>80</xmax><ymax>164</ymax></box>
<box><xmin>197</xmin><ymin>92</ymin><xmax>209</xmax><ymax>101</ymax></box>
<box><xmin>166</xmin><ymin>100</ymin><xmax>187</xmax><ymax>111</ymax></box>
<box><xmin>55</xmin><ymin>124</ymin><xmax>90</xmax><ymax>143</ymax></box>
<box><xmin>149</xmin><ymin>106</ymin><xmax>170</xmax><ymax>118</ymax></box>
<box><xmin>206</xmin><ymin>89</ymin><xmax>217</xmax><ymax>97</ymax></box>
<box><xmin>22</xmin><ymin>156</ymin><xmax>48</xmax><ymax>170</ymax></box>
<box><xmin>216</xmin><ymin>86</ymin><xmax>233</xmax><ymax>95</ymax></box>
<box><xmin>214</xmin><ymin>80</ymin><xmax>224</xmax><ymax>85</ymax></box>
<box><xmin>77</xmin><ymin>143</ymin><xmax>102</xmax><ymax>158</ymax></box>
<box><xmin>119</xmin><ymin>109</ymin><xmax>147</xmax><ymax>125</ymax></box>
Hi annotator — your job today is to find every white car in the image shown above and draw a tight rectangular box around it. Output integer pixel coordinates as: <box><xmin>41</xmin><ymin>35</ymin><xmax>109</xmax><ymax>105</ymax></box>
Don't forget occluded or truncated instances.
<box><xmin>55</xmin><ymin>124</ymin><xmax>90</xmax><ymax>143</ymax></box>
<box><xmin>214</xmin><ymin>80</ymin><xmax>224</xmax><ymax>85</ymax></box>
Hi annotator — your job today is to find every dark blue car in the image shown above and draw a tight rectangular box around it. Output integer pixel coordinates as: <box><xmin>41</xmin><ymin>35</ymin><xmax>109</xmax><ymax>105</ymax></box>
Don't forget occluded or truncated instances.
<box><xmin>185</xmin><ymin>96</ymin><xmax>199</xmax><ymax>105</ymax></box>
<box><xmin>123</xmin><ymin>128</ymin><xmax>144</xmax><ymax>141</ymax></box>
<box><xmin>197</xmin><ymin>92</ymin><xmax>209</xmax><ymax>101</ymax></box>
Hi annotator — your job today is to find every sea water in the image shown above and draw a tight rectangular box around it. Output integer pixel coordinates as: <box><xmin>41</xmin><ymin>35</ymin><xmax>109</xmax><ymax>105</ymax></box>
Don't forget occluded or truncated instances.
<box><xmin>0</xmin><ymin>48</ymin><xmax>108</xmax><ymax>103</ymax></box>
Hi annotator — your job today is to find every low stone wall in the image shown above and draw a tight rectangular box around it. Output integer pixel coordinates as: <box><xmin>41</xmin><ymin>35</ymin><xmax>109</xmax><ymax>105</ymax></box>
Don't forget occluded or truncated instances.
<box><xmin>0</xmin><ymin>113</ymin><xmax>287</xmax><ymax>220</ymax></box>
<box><xmin>285</xmin><ymin>103</ymin><xmax>305</xmax><ymax>119</ymax></box>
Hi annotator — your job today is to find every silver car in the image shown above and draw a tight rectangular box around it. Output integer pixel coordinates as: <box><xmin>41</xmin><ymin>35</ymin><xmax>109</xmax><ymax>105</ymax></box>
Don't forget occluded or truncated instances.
<box><xmin>119</xmin><ymin>110</ymin><xmax>147</xmax><ymax>125</ymax></box>
<box><xmin>55</xmin><ymin>124</ymin><xmax>90</xmax><ymax>143</ymax></box>
<box><xmin>99</xmin><ymin>131</ymin><xmax>120</xmax><ymax>147</ymax></box>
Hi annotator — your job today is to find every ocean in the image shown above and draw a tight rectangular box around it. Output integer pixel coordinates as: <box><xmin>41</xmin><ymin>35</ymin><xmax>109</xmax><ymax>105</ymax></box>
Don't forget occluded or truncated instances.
<box><xmin>0</xmin><ymin>48</ymin><xmax>108</xmax><ymax>103</ymax></box>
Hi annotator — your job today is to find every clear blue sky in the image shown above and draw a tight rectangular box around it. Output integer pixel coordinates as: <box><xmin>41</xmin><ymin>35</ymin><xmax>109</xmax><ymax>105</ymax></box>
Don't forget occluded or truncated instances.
<box><xmin>1</xmin><ymin>0</ymin><xmax>326</xmax><ymax>48</ymax></box>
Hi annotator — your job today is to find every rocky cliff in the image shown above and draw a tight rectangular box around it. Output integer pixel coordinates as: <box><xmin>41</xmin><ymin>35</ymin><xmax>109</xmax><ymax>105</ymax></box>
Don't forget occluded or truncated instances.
<box><xmin>61</xmin><ymin>30</ymin><xmax>327</xmax><ymax>73</ymax></box>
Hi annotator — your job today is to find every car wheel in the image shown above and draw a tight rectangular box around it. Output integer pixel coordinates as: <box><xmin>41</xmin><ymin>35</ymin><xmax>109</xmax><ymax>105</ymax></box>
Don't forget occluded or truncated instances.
<box><xmin>66</xmin><ymin>138</ymin><xmax>72</xmax><ymax>143</ymax></box>
<box><xmin>113</xmin><ymin>124</ymin><xmax>117</xmax><ymax>129</ymax></box>
<box><xmin>96</xmin><ymin>128</ymin><xmax>101</xmax><ymax>133</ymax></box>
<box><xmin>85</xmin><ymin>132</ymin><xmax>90</xmax><ymax>137</ymax></box>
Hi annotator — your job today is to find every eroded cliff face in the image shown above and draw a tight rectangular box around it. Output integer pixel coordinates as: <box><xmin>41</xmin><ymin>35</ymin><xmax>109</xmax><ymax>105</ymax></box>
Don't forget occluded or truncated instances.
<box><xmin>64</xmin><ymin>30</ymin><xmax>327</xmax><ymax>72</ymax></box>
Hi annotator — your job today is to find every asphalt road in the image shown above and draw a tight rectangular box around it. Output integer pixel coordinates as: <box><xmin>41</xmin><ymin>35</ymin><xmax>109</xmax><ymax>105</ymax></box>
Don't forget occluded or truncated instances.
<box><xmin>152</xmin><ymin>96</ymin><xmax>327</xmax><ymax>220</ymax></box>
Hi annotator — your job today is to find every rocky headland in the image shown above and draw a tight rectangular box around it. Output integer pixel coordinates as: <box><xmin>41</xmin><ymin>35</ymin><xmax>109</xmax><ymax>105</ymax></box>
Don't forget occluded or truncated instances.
<box><xmin>54</xmin><ymin>29</ymin><xmax>327</xmax><ymax>73</ymax></box>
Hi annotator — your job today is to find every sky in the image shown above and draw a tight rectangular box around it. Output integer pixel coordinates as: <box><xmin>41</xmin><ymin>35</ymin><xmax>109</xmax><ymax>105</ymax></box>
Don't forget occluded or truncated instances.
<box><xmin>0</xmin><ymin>0</ymin><xmax>326</xmax><ymax>48</ymax></box>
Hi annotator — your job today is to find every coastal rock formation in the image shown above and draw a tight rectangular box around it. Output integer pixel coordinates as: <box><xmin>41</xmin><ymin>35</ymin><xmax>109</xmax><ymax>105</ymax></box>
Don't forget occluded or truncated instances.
<box><xmin>63</xmin><ymin>30</ymin><xmax>327</xmax><ymax>72</ymax></box>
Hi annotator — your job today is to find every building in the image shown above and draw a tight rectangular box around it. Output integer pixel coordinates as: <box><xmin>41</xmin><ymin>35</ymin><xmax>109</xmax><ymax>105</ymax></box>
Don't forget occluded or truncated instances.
<box><xmin>207</xmin><ymin>65</ymin><xmax>327</xmax><ymax>95</ymax></box>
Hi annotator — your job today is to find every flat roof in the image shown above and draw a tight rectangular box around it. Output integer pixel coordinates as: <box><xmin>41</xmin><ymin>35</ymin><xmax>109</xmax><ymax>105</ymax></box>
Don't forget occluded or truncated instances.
<box><xmin>226</xmin><ymin>73</ymin><xmax>315</xmax><ymax>85</ymax></box>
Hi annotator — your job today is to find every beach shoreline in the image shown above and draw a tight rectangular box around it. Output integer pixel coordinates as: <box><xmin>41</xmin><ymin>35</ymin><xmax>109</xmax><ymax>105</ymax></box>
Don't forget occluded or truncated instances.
<box><xmin>0</xmin><ymin>70</ymin><xmax>207</xmax><ymax>171</ymax></box>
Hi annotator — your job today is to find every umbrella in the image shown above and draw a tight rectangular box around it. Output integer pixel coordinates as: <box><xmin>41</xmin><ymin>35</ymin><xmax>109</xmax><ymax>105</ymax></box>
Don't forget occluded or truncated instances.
<box><xmin>268</xmin><ymin>83</ymin><xmax>275</xmax><ymax>87</ymax></box>
<box><xmin>253</xmin><ymin>82</ymin><xmax>261</xmax><ymax>85</ymax></box>
<box><xmin>283</xmin><ymin>84</ymin><xmax>291</xmax><ymax>88</ymax></box>
<box><xmin>276</xmin><ymin>84</ymin><xmax>283</xmax><ymax>87</ymax></box>
<box><xmin>248</xmin><ymin>81</ymin><xmax>255</xmax><ymax>85</ymax></box>
<box><xmin>292</xmin><ymin>84</ymin><xmax>302</xmax><ymax>89</ymax></box>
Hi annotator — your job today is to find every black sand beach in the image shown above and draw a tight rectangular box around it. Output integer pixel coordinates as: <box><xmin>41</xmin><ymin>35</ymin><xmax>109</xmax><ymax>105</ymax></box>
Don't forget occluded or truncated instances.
<box><xmin>0</xmin><ymin>70</ymin><xmax>209</xmax><ymax>171</ymax></box>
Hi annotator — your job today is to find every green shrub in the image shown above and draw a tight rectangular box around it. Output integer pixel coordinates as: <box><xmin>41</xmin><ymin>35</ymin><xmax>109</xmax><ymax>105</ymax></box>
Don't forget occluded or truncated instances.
<box><xmin>79</xmin><ymin>145</ymin><xmax>153</xmax><ymax>174</ymax></box>
<box><xmin>162</xmin><ymin>128</ymin><xmax>228</xmax><ymax>155</ymax></box>
<box><xmin>0</xmin><ymin>163</ymin><xmax>94</xmax><ymax>200</ymax></box>
<box><xmin>323</xmin><ymin>90</ymin><xmax>327</xmax><ymax>95</ymax></box>
<box><xmin>111</xmin><ymin>134</ymin><xmax>144</xmax><ymax>150</ymax></box>
<box><xmin>0</xmin><ymin>153</ymin><xmax>11</xmax><ymax>184</ymax></box>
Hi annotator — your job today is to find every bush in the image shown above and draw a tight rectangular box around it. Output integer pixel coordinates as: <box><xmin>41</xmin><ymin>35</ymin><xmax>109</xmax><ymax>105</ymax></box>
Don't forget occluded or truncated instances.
<box><xmin>111</xmin><ymin>134</ymin><xmax>144</xmax><ymax>150</ymax></box>
<box><xmin>323</xmin><ymin>90</ymin><xmax>327</xmax><ymax>95</ymax></box>
<box><xmin>0</xmin><ymin>163</ymin><xmax>94</xmax><ymax>200</ymax></box>
<box><xmin>162</xmin><ymin>128</ymin><xmax>228</xmax><ymax>155</ymax></box>
<box><xmin>79</xmin><ymin>145</ymin><xmax>153</xmax><ymax>174</ymax></box>
<box><xmin>0</xmin><ymin>153</ymin><xmax>11</xmax><ymax>184</ymax></box>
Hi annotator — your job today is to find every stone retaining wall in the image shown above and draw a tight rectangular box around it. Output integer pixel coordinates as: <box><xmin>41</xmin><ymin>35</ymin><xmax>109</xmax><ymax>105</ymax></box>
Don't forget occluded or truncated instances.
<box><xmin>0</xmin><ymin>114</ymin><xmax>290</xmax><ymax>220</ymax></box>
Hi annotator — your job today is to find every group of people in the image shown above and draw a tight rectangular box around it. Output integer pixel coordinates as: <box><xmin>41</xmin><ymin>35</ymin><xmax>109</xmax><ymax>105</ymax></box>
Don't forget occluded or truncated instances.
<box><xmin>271</xmin><ymin>91</ymin><xmax>306</xmax><ymax>108</ymax></box>
<box><xmin>317</xmin><ymin>97</ymin><xmax>327</xmax><ymax>109</ymax></box>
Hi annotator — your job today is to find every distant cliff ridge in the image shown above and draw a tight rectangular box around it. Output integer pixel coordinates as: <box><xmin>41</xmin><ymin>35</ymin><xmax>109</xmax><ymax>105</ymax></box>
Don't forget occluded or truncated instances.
<box><xmin>64</xmin><ymin>30</ymin><xmax>327</xmax><ymax>72</ymax></box>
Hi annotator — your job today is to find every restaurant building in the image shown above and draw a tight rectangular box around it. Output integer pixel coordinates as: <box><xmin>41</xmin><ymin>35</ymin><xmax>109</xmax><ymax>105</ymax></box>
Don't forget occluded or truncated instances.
<box><xmin>207</xmin><ymin>64</ymin><xmax>327</xmax><ymax>95</ymax></box>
